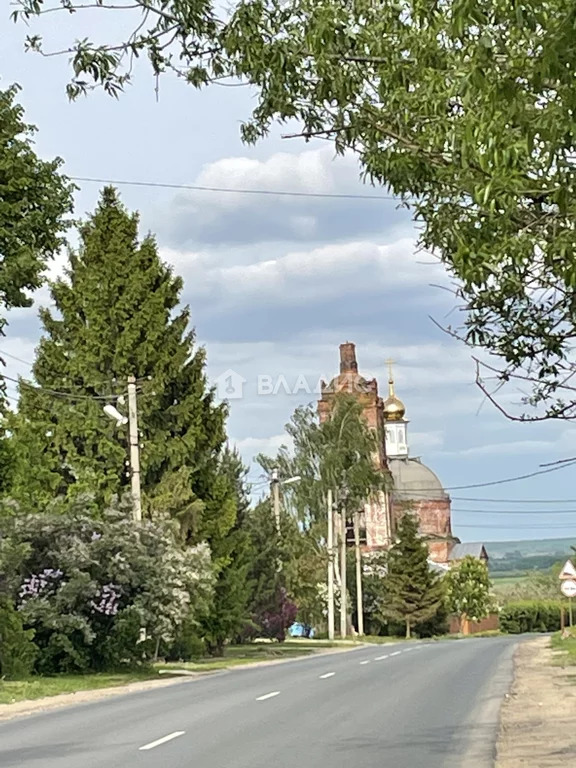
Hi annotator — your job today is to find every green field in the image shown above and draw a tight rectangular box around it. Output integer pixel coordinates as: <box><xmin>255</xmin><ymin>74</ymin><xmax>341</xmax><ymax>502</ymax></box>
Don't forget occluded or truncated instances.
<box><xmin>484</xmin><ymin>538</ymin><xmax>574</xmax><ymax>560</ymax></box>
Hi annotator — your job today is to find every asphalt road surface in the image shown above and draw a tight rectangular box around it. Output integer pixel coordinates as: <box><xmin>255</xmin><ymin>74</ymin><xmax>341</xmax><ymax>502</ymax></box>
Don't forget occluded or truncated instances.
<box><xmin>0</xmin><ymin>637</ymin><xmax>518</xmax><ymax>768</ymax></box>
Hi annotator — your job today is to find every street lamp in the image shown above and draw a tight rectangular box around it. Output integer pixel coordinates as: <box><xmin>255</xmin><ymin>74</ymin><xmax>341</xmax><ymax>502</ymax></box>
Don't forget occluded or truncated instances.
<box><xmin>103</xmin><ymin>403</ymin><xmax>128</xmax><ymax>426</ymax></box>
<box><xmin>270</xmin><ymin>469</ymin><xmax>301</xmax><ymax>532</ymax></box>
<box><xmin>102</xmin><ymin>377</ymin><xmax>141</xmax><ymax>521</ymax></box>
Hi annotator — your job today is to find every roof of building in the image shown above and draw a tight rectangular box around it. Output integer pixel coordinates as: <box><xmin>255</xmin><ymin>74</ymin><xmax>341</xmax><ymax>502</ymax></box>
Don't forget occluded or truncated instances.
<box><xmin>448</xmin><ymin>543</ymin><xmax>489</xmax><ymax>561</ymax></box>
<box><xmin>388</xmin><ymin>457</ymin><xmax>449</xmax><ymax>501</ymax></box>
<box><xmin>428</xmin><ymin>559</ymin><xmax>451</xmax><ymax>574</ymax></box>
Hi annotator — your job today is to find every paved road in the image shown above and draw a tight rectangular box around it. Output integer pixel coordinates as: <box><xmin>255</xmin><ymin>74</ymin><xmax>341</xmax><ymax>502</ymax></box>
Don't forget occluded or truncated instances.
<box><xmin>0</xmin><ymin>637</ymin><xmax>518</xmax><ymax>768</ymax></box>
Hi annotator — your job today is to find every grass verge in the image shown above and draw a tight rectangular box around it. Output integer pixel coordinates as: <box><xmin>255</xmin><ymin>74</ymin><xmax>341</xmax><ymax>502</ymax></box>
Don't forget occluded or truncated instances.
<box><xmin>550</xmin><ymin>630</ymin><xmax>576</xmax><ymax>667</ymax></box>
<box><xmin>158</xmin><ymin>641</ymin><xmax>329</xmax><ymax>673</ymax></box>
<box><xmin>1</xmin><ymin>639</ymin><xmax>368</xmax><ymax>706</ymax></box>
<box><xmin>0</xmin><ymin>669</ymin><xmax>161</xmax><ymax>706</ymax></box>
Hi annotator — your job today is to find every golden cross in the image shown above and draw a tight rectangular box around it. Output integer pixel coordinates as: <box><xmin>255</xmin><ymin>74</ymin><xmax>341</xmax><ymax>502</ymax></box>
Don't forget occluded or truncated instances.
<box><xmin>385</xmin><ymin>358</ymin><xmax>395</xmax><ymax>395</ymax></box>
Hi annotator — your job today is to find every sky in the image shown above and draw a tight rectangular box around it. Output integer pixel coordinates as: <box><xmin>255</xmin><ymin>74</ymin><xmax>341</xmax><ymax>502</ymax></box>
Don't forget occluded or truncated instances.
<box><xmin>2</xmin><ymin>4</ymin><xmax>576</xmax><ymax>545</ymax></box>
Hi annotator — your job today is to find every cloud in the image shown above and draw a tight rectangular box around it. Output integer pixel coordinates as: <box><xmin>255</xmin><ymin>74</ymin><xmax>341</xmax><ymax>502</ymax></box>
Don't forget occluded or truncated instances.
<box><xmin>161</xmin><ymin>236</ymin><xmax>448</xmax><ymax>323</ymax></box>
<box><xmin>233</xmin><ymin>433</ymin><xmax>295</xmax><ymax>473</ymax></box>
<box><xmin>410</xmin><ymin>431</ymin><xmax>445</xmax><ymax>453</ymax></box>
<box><xmin>155</xmin><ymin>146</ymin><xmax>411</xmax><ymax>247</ymax></box>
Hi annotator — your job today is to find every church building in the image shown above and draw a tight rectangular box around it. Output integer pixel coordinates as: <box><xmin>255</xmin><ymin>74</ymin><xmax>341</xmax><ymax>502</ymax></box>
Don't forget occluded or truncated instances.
<box><xmin>317</xmin><ymin>342</ymin><xmax>488</xmax><ymax>567</ymax></box>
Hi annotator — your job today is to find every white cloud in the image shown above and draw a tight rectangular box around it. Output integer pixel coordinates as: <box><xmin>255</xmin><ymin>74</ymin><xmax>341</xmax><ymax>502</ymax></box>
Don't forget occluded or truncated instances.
<box><xmin>234</xmin><ymin>434</ymin><xmax>294</xmax><ymax>456</ymax></box>
<box><xmin>157</xmin><ymin>146</ymin><xmax>410</xmax><ymax>247</ymax></box>
<box><xmin>161</xmin><ymin>236</ymin><xmax>447</xmax><ymax>312</ymax></box>
<box><xmin>410</xmin><ymin>431</ymin><xmax>445</xmax><ymax>452</ymax></box>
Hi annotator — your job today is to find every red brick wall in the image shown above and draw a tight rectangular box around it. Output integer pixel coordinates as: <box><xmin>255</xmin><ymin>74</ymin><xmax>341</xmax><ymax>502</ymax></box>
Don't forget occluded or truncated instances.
<box><xmin>392</xmin><ymin>498</ymin><xmax>455</xmax><ymax>563</ymax></box>
<box><xmin>449</xmin><ymin>613</ymin><xmax>500</xmax><ymax>635</ymax></box>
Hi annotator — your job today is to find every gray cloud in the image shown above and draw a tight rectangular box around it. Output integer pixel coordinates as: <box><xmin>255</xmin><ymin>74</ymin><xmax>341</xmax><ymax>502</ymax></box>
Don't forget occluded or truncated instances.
<box><xmin>154</xmin><ymin>146</ymin><xmax>411</xmax><ymax>247</ymax></box>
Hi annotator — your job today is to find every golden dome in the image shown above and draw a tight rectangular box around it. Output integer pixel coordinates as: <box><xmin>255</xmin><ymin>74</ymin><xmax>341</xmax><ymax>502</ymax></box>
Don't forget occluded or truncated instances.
<box><xmin>383</xmin><ymin>394</ymin><xmax>406</xmax><ymax>421</ymax></box>
<box><xmin>383</xmin><ymin>359</ymin><xmax>406</xmax><ymax>421</ymax></box>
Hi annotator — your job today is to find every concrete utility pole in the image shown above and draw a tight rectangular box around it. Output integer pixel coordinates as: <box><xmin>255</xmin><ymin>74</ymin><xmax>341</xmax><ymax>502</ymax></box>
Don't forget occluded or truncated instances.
<box><xmin>354</xmin><ymin>509</ymin><xmax>364</xmax><ymax>636</ymax></box>
<box><xmin>327</xmin><ymin>488</ymin><xmax>335</xmax><ymax>641</ymax></box>
<box><xmin>127</xmin><ymin>375</ymin><xmax>142</xmax><ymax>522</ymax></box>
<box><xmin>271</xmin><ymin>467</ymin><xmax>281</xmax><ymax>533</ymax></box>
<box><xmin>340</xmin><ymin>506</ymin><xmax>347</xmax><ymax>639</ymax></box>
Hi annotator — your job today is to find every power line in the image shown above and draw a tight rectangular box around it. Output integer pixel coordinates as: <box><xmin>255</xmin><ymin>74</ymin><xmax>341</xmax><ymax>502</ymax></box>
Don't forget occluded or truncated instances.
<box><xmin>390</xmin><ymin>459</ymin><xmax>576</xmax><ymax>493</ymax></box>
<box><xmin>71</xmin><ymin>176</ymin><xmax>400</xmax><ymax>201</ymax></box>
<box><xmin>2</xmin><ymin>374</ymin><xmax>122</xmax><ymax>402</ymax></box>
<box><xmin>0</xmin><ymin>349</ymin><xmax>34</xmax><ymax>367</ymax></box>
<box><xmin>455</xmin><ymin>522</ymin><xmax>576</xmax><ymax>530</ymax></box>
<box><xmin>452</xmin><ymin>508</ymin><xmax>576</xmax><ymax>515</ymax></box>
<box><xmin>451</xmin><ymin>496</ymin><xmax>576</xmax><ymax>504</ymax></box>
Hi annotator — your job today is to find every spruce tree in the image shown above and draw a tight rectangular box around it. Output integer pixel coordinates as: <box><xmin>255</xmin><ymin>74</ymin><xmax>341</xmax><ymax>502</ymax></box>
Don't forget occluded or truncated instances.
<box><xmin>8</xmin><ymin>188</ymin><xmax>228</xmax><ymax>536</ymax></box>
<box><xmin>199</xmin><ymin>446</ymin><xmax>253</xmax><ymax>655</ymax></box>
<box><xmin>379</xmin><ymin>512</ymin><xmax>445</xmax><ymax>639</ymax></box>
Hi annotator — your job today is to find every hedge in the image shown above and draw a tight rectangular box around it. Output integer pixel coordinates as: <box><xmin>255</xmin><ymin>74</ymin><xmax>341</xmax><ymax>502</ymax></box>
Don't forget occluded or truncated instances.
<box><xmin>499</xmin><ymin>600</ymin><xmax>564</xmax><ymax>634</ymax></box>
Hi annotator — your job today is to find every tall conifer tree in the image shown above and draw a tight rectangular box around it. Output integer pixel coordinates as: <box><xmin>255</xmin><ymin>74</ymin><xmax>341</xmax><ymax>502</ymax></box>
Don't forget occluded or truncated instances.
<box><xmin>379</xmin><ymin>513</ymin><xmax>445</xmax><ymax>639</ymax></box>
<box><xmin>199</xmin><ymin>446</ymin><xmax>253</xmax><ymax>655</ymax></box>
<box><xmin>8</xmin><ymin>188</ymin><xmax>228</xmax><ymax>537</ymax></box>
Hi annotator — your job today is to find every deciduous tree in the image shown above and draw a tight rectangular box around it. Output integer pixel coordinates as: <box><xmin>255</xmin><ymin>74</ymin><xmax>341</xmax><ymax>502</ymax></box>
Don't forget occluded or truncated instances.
<box><xmin>16</xmin><ymin>2</ymin><xmax>576</xmax><ymax>419</ymax></box>
<box><xmin>444</xmin><ymin>555</ymin><xmax>494</xmax><ymax>634</ymax></box>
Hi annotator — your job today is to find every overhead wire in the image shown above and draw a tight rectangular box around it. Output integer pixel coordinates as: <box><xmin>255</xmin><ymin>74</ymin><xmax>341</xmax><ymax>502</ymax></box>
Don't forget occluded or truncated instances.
<box><xmin>70</xmin><ymin>176</ymin><xmax>403</xmax><ymax>201</ymax></box>
<box><xmin>450</xmin><ymin>496</ymin><xmax>576</xmax><ymax>504</ymax></box>
<box><xmin>388</xmin><ymin>459</ymin><xmax>576</xmax><ymax>493</ymax></box>
<box><xmin>1</xmin><ymin>374</ymin><xmax>123</xmax><ymax>402</ymax></box>
<box><xmin>452</xmin><ymin>508</ymin><xmax>576</xmax><ymax>515</ymax></box>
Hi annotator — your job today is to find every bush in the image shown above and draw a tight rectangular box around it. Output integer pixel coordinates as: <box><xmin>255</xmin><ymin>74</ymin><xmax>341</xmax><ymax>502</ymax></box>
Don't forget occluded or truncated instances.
<box><xmin>167</xmin><ymin>613</ymin><xmax>206</xmax><ymax>661</ymax></box>
<box><xmin>500</xmin><ymin>600</ymin><xmax>563</xmax><ymax>634</ymax></box>
<box><xmin>255</xmin><ymin>587</ymin><xmax>298</xmax><ymax>642</ymax></box>
<box><xmin>0</xmin><ymin>497</ymin><xmax>214</xmax><ymax>674</ymax></box>
<box><xmin>0</xmin><ymin>596</ymin><xmax>38</xmax><ymax>679</ymax></box>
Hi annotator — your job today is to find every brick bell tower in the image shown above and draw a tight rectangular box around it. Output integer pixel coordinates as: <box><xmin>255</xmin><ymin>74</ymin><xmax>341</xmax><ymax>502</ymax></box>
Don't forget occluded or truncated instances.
<box><xmin>317</xmin><ymin>342</ymin><xmax>393</xmax><ymax>549</ymax></box>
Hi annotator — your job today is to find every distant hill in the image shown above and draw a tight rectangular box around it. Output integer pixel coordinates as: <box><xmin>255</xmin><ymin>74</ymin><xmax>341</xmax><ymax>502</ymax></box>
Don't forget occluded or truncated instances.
<box><xmin>482</xmin><ymin>538</ymin><xmax>575</xmax><ymax>559</ymax></box>
<box><xmin>476</xmin><ymin>538</ymin><xmax>575</xmax><ymax>575</ymax></box>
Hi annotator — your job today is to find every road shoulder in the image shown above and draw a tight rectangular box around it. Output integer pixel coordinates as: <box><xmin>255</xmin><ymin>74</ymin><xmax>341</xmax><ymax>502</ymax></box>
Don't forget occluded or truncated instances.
<box><xmin>496</xmin><ymin>635</ymin><xmax>576</xmax><ymax>767</ymax></box>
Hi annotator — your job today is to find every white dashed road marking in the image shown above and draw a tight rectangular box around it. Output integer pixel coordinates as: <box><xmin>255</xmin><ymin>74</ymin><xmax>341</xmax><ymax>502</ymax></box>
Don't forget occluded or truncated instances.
<box><xmin>319</xmin><ymin>672</ymin><xmax>335</xmax><ymax>679</ymax></box>
<box><xmin>256</xmin><ymin>691</ymin><xmax>281</xmax><ymax>701</ymax></box>
<box><xmin>389</xmin><ymin>651</ymin><xmax>402</xmax><ymax>657</ymax></box>
<box><xmin>374</xmin><ymin>654</ymin><xmax>389</xmax><ymax>661</ymax></box>
<box><xmin>360</xmin><ymin>660</ymin><xmax>371</xmax><ymax>665</ymax></box>
<box><xmin>139</xmin><ymin>732</ymin><xmax>186</xmax><ymax>751</ymax></box>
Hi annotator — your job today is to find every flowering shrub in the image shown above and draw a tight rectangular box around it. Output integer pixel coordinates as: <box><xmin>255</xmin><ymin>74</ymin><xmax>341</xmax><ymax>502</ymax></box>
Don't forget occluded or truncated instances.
<box><xmin>255</xmin><ymin>587</ymin><xmax>297</xmax><ymax>642</ymax></box>
<box><xmin>0</xmin><ymin>495</ymin><xmax>214</xmax><ymax>673</ymax></box>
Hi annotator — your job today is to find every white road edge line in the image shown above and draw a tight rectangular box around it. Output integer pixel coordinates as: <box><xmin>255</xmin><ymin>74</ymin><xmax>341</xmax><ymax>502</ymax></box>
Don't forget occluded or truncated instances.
<box><xmin>256</xmin><ymin>691</ymin><xmax>281</xmax><ymax>701</ymax></box>
<box><xmin>374</xmin><ymin>654</ymin><xmax>389</xmax><ymax>661</ymax></box>
<box><xmin>319</xmin><ymin>672</ymin><xmax>335</xmax><ymax>679</ymax></box>
<box><xmin>389</xmin><ymin>651</ymin><xmax>402</xmax><ymax>657</ymax></box>
<box><xmin>139</xmin><ymin>731</ymin><xmax>186</xmax><ymax>751</ymax></box>
<box><xmin>360</xmin><ymin>660</ymin><xmax>371</xmax><ymax>665</ymax></box>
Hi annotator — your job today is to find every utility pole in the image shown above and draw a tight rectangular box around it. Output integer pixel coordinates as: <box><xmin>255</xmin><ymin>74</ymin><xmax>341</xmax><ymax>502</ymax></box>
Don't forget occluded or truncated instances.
<box><xmin>271</xmin><ymin>467</ymin><xmax>281</xmax><ymax>533</ymax></box>
<box><xmin>127</xmin><ymin>375</ymin><xmax>142</xmax><ymax>522</ymax></box>
<box><xmin>327</xmin><ymin>489</ymin><xmax>335</xmax><ymax>641</ymax></box>
<box><xmin>340</xmin><ymin>509</ymin><xmax>347</xmax><ymax>638</ymax></box>
<box><xmin>354</xmin><ymin>509</ymin><xmax>364</xmax><ymax>636</ymax></box>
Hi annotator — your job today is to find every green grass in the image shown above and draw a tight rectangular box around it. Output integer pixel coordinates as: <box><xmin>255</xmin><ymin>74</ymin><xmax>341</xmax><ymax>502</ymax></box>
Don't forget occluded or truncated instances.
<box><xmin>359</xmin><ymin>635</ymin><xmax>412</xmax><ymax>644</ymax></box>
<box><xmin>550</xmin><ymin>631</ymin><xmax>576</xmax><ymax>667</ymax></box>
<box><xmin>158</xmin><ymin>641</ymin><xmax>329</xmax><ymax>673</ymax></box>
<box><xmin>1</xmin><ymin>639</ymin><xmax>366</xmax><ymax>707</ymax></box>
<box><xmin>0</xmin><ymin>669</ymin><xmax>161</xmax><ymax>706</ymax></box>
<box><xmin>491</xmin><ymin>573</ymin><xmax>532</xmax><ymax>591</ymax></box>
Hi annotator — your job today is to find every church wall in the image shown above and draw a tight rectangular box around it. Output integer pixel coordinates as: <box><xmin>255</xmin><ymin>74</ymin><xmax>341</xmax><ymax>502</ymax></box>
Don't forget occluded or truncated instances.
<box><xmin>363</xmin><ymin>493</ymin><xmax>392</xmax><ymax>549</ymax></box>
<box><xmin>392</xmin><ymin>498</ymin><xmax>455</xmax><ymax>563</ymax></box>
